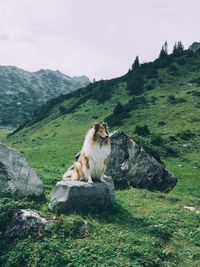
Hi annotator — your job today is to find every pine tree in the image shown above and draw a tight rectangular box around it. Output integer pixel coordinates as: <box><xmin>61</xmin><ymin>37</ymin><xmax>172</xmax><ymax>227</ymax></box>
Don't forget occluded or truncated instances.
<box><xmin>159</xmin><ymin>41</ymin><xmax>168</xmax><ymax>59</ymax></box>
<box><xmin>172</xmin><ymin>42</ymin><xmax>177</xmax><ymax>54</ymax></box>
<box><xmin>113</xmin><ymin>102</ymin><xmax>124</xmax><ymax>115</ymax></box>
<box><xmin>173</xmin><ymin>41</ymin><xmax>184</xmax><ymax>55</ymax></box>
<box><xmin>132</xmin><ymin>56</ymin><xmax>140</xmax><ymax>70</ymax></box>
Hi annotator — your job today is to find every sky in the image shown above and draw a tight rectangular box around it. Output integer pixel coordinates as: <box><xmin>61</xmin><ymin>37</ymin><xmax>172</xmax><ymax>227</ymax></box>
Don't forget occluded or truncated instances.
<box><xmin>0</xmin><ymin>0</ymin><xmax>199</xmax><ymax>80</ymax></box>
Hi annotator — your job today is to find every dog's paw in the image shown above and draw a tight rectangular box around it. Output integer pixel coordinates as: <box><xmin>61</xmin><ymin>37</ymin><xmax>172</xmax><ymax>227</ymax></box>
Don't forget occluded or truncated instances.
<box><xmin>100</xmin><ymin>176</ymin><xmax>106</xmax><ymax>183</ymax></box>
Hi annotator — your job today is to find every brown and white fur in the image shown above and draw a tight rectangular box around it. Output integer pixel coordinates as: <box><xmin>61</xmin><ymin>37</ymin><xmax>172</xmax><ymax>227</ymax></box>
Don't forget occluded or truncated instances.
<box><xmin>62</xmin><ymin>122</ymin><xmax>111</xmax><ymax>183</ymax></box>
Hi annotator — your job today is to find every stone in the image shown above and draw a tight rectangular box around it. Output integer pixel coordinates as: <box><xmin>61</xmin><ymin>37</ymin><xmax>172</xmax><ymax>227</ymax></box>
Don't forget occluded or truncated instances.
<box><xmin>106</xmin><ymin>130</ymin><xmax>177</xmax><ymax>192</ymax></box>
<box><xmin>0</xmin><ymin>143</ymin><xmax>44</xmax><ymax>197</ymax></box>
<box><xmin>49</xmin><ymin>176</ymin><xmax>115</xmax><ymax>213</ymax></box>
<box><xmin>5</xmin><ymin>208</ymin><xmax>48</xmax><ymax>238</ymax></box>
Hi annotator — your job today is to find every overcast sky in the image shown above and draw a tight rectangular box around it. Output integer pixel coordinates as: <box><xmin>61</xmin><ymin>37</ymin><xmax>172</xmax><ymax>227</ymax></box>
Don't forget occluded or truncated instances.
<box><xmin>0</xmin><ymin>0</ymin><xmax>199</xmax><ymax>80</ymax></box>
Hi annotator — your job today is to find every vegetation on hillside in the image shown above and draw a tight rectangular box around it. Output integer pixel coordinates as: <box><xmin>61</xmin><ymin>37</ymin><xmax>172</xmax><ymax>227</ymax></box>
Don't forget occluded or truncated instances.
<box><xmin>1</xmin><ymin>42</ymin><xmax>200</xmax><ymax>266</ymax></box>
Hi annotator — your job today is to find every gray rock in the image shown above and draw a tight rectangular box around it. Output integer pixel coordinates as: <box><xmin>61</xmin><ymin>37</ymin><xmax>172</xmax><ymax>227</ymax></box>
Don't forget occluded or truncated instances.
<box><xmin>49</xmin><ymin>177</ymin><xmax>115</xmax><ymax>213</ymax></box>
<box><xmin>0</xmin><ymin>143</ymin><xmax>44</xmax><ymax>197</ymax></box>
<box><xmin>106</xmin><ymin>130</ymin><xmax>177</xmax><ymax>192</ymax></box>
<box><xmin>5</xmin><ymin>208</ymin><xmax>48</xmax><ymax>238</ymax></box>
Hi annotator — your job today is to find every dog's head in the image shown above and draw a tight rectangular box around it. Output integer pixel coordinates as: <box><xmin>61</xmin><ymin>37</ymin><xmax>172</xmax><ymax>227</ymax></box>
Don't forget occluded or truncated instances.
<box><xmin>93</xmin><ymin>122</ymin><xmax>109</xmax><ymax>143</ymax></box>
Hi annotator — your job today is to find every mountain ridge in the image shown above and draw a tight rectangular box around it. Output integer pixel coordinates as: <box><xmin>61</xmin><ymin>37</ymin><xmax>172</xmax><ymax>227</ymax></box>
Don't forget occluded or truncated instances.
<box><xmin>0</xmin><ymin>65</ymin><xmax>90</xmax><ymax>126</ymax></box>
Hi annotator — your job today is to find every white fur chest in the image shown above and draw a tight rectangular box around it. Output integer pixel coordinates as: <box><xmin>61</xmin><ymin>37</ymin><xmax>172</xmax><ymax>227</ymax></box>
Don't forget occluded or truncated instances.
<box><xmin>83</xmin><ymin>141</ymin><xmax>111</xmax><ymax>178</ymax></box>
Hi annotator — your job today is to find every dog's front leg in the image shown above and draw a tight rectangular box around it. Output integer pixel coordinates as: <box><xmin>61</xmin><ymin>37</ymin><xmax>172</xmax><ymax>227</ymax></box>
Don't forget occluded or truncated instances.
<box><xmin>100</xmin><ymin>158</ymin><xmax>108</xmax><ymax>183</ymax></box>
<box><xmin>85</xmin><ymin>168</ymin><xmax>93</xmax><ymax>184</ymax></box>
<box><xmin>82</xmin><ymin>155</ymin><xmax>93</xmax><ymax>184</ymax></box>
<box><xmin>100</xmin><ymin>175</ymin><xmax>106</xmax><ymax>183</ymax></box>
<box><xmin>82</xmin><ymin>159</ymin><xmax>93</xmax><ymax>184</ymax></box>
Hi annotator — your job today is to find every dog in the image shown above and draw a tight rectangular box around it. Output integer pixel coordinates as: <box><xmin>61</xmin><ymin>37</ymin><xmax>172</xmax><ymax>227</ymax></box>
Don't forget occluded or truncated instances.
<box><xmin>62</xmin><ymin>122</ymin><xmax>111</xmax><ymax>183</ymax></box>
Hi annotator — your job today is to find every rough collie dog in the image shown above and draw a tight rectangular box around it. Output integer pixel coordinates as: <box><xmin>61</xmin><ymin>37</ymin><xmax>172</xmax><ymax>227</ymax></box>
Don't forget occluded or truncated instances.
<box><xmin>62</xmin><ymin>122</ymin><xmax>111</xmax><ymax>183</ymax></box>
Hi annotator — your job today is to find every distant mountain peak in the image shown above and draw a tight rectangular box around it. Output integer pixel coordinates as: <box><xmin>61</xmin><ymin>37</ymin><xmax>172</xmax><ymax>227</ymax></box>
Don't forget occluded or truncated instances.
<box><xmin>0</xmin><ymin>66</ymin><xmax>90</xmax><ymax>126</ymax></box>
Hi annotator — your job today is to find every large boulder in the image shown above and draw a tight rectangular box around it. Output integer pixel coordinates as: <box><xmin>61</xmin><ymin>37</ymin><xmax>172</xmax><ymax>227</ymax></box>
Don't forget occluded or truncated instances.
<box><xmin>49</xmin><ymin>177</ymin><xmax>115</xmax><ymax>213</ymax></box>
<box><xmin>106</xmin><ymin>130</ymin><xmax>177</xmax><ymax>192</ymax></box>
<box><xmin>0</xmin><ymin>143</ymin><xmax>44</xmax><ymax>197</ymax></box>
<box><xmin>5</xmin><ymin>208</ymin><xmax>48</xmax><ymax>238</ymax></box>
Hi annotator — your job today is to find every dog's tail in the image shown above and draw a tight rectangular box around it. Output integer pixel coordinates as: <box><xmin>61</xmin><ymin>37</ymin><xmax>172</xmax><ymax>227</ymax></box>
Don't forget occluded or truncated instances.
<box><xmin>62</xmin><ymin>166</ymin><xmax>74</xmax><ymax>179</ymax></box>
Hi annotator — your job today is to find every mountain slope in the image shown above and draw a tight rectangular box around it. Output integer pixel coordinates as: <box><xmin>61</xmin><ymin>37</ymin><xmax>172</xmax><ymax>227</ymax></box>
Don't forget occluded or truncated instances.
<box><xmin>0</xmin><ymin>66</ymin><xmax>90</xmax><ymax>126</ymax></box>
<box><xmin>7</xmin><ymin>47</ymin><xmax>200</xmax><ymax>197</ymax></box>
<box><xmin>1</xmin><ymin>45</ymin><xmax>200</xmax><ymax>267</ymax></box>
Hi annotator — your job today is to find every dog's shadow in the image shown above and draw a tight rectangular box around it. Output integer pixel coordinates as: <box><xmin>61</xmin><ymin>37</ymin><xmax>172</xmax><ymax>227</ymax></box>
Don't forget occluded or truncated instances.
<box><xmin>75</xmin><ymin>200</ymin><xmax>151</xmax><ymax>233</ymax></box>
<box><xmin>73</xmin><ymin>199</ymin><xmax>173</xmax><ymax>243</ymax></box>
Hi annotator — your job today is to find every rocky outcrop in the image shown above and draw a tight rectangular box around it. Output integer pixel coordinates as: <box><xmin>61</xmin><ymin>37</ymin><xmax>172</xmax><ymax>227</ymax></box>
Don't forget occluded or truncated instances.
<box><xmin>0</xmin><ymin>143</ymin><xmax>44</xmax><ymax>197</ymax></box>
<box><xmin>106</xmin><ymin>131</ymin><xmax>177</xmax><ymax>192</ymax></box>
<box><xmin>49</xmin><ymin>177</ymin><xmax>115</xmax><ymax>213</ymax></box>
<box><xmin>5</xmin><ymin>209</ymin><xmax>48</xmax><ymax>238</ymax></box>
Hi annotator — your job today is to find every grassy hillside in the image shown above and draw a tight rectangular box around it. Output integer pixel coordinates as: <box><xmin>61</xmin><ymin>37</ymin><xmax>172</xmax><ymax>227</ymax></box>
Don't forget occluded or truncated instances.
<box><xmin>0</xmin><ymin>48</ymin><xmax>200</xmax><ymax>266</ymax></box>
<box><xmin>6</xmin><ymin>48</ymin><xmax>200</xmax><ymax>198</ymax></box>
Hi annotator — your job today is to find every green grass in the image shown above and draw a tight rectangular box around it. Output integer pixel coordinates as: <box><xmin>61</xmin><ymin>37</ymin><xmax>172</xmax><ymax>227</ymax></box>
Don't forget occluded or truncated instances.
<box><xmin>1</xmin><ymin>189</ymin><xmax>199</xmax><ymax>267</ymax></box>
<box><xmin>167</xmin><ymin>153</ymin><xmax>200</xmax><ymax>198</ymax></box>
<box><xmin>0</xmin><ymin>127</ymin><xmax>13</xmax><ymax>142</ymax></box>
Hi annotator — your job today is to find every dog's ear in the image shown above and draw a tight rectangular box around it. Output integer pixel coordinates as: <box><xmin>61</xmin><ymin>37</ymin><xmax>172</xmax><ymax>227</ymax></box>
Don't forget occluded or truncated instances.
<box><xmin>94</xmin><ymin>123</ymin><xmax>100</xmax><ymax>132</ymax></box>
<box><xmin>102</xmin><ymin>122</ymin><xmax>108</xmax><ymax>132</ymax></box>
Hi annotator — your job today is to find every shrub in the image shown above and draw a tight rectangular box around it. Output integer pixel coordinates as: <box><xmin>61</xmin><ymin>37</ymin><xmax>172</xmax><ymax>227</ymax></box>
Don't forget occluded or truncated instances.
<box><xmin>105</xmin><ymin>97</ymin><xmax>146</xmax><ymax>127</ymax></box>
<box><xmin>168</xmin><ymin>95</ymin><xmax>186</xmax><ymax>104</ymax></box>
<box><xmin>127</xmin><ymin>70</ymin><xmax>145</xmax><ymax>95</ymax></box>
<box><xmin>168</xmin><ymin>64</ymin><xmax>178</xmax><ymax>74</ymax></box>
<box><xmin>141</xmin><ymin>143</ymin><xmax>162</xmax><ymax>164</ymax></box>
<box><xmin>158</xmin><ymin>121</ymin><xmax>166</xmax><ymax>126</ymax></box>
<box><xmin>59</xmin><ymin>105</ymin><xmax>66</xmax><ymax>114</ymax></box>
<box><xmin>191</xmin><ymin>90</ymin><xmax>200</xmax><ymax>97</ymax></box>
<box><xmin>105</xmin><ymin>111</ymin><xmax>130</xmax><ymax>127</ymax></box>
<box><xmin>135</xmin><ymin>125</ymin><xmax>150</xmax><ymax>136</ymax></box>
<box><xmin>158</xmin><ymin>78</ymin><xmax>164</xmax><ymax>83</ymax></box>
<box><xmin>169</xmin><ymin>136</ymin><xmax>177</xmax><ymax>142</ymax></box>
<box><xmin>150</xmin><ymin>134</ymin><xmax>164</xmax><ymax>146</ymax></box>
<box><xmin>176</xmin><ymin>130</ymin><xmax>195</xmax><ymax>140</ymax></box>
<box><xmin>113</xmin><ymin>102</ymin><xmax>124</xmax><ymax>115</ymax></box>
<box><xmin>124</xmin><ymin>96</ymin><xmax>146</xmax><ymax>111</ymax></box>
<box><xmin>163</xmin><ymin>145</ymin><xmax>179</xmax><ymax>157</ymax></box>
<box><xmin>176</xmin><ymin>57</ymin><xmax>185</xmax><ymax>65</ymax></box>
<box><xmin>145</xmin><ymin>84</ymin><xmax>154</xmax><ymax>91</ymax></box>
<box><xmin>151</xmin><ymin>96</ymin><xmax>157</xmax><ymax>105</ymax></box>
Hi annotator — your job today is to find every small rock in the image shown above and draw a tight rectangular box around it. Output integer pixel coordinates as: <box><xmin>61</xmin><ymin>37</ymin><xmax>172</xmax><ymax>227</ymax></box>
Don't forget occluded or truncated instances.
<box><xmin>5</xmin><ymin>208</ymin><xmax>48</xmax><ymax>238</ymax></box>
<box><xmin>195</xmin><ymin>161</ymin><xmax>200</xmax><ymax>168</ymax></box>
<box><xmin>184</xmin><ymin>206</ymin><xmax>200</xmax><ymax>214</ymax></box>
